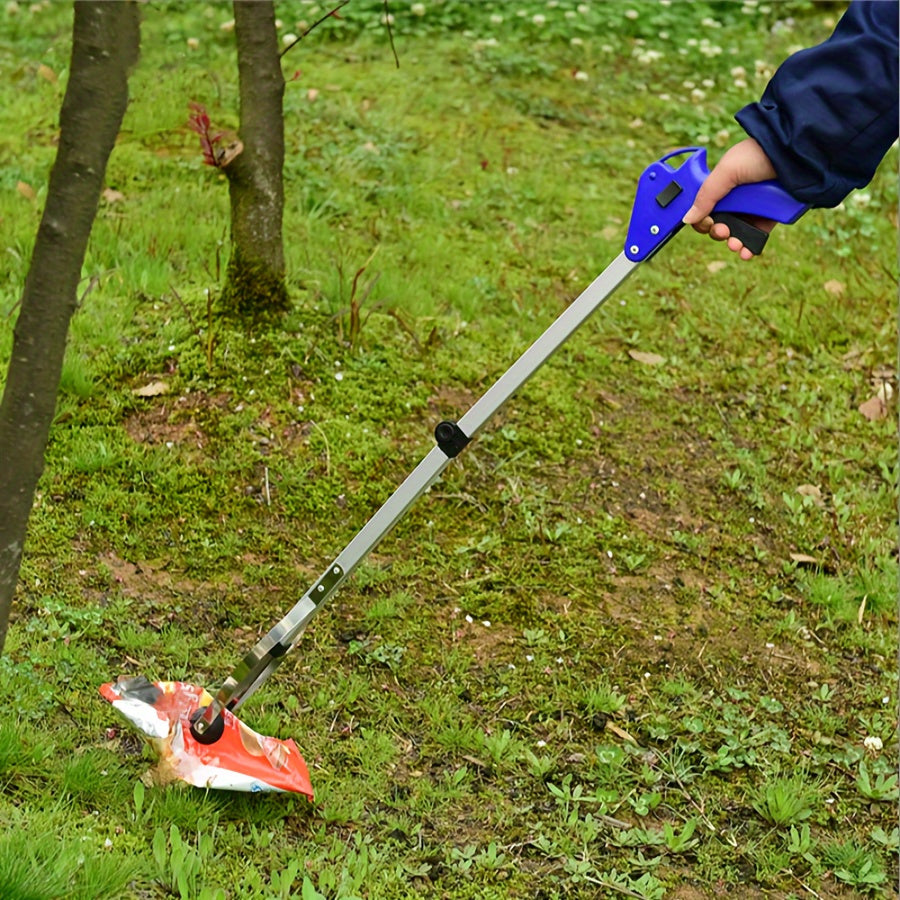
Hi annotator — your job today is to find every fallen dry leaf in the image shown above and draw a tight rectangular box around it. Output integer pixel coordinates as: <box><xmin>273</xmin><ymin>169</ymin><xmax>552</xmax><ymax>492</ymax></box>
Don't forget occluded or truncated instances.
<box><xmin>37</xmin><ymin>63</ymin><xmax>57</xmax><ymax>84</ymax></box>
<box><xmin>102</xmin><ymin>187</ymin><xmax>125</xmax><ymax>204</ymax></box>
<box><xmin>133</xmin><ymin>381</ymin><xmax>169</xmax><ymax>398</ymax></box>
<box><xmin>789</xmin><ymin>553</ymin><xmax>818</xmax><ymax>566</ymax></box>
<box><xmin>858</xmin><ymin>394</ymin><xmax>887</xmax><ymax>421</ymax></box>
<box><xmin>628</xmin><ymin>349</ymin><xmax>665</xmax><ymax>366</ymax></box>
<box><xmin>16</xmin><ymin>181</ymin><xmax>35</xmax><ymax>200</ymax></box>
<box><xmin>605</xmin><ymin>721</ymin><xmax>639</xmax><ymax>744</ymax></box>
<box><xmin>707</xmin><ymin>260</ymin><xmax>727</xmax><ymax>273</ymax></box>
<box><xmin>796</xmin><ymin>484</ymin><xmax>824</xmax><ymax>506</ymax></box>
<box><xmin>823</xmin><ymin>279</ymin><xmax>845</xmax><ymax>297</ymax></box>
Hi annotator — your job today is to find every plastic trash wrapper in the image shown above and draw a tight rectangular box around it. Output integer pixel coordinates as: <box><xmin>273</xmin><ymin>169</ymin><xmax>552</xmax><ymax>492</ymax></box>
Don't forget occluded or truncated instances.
<box><xmin>100</xmin><ymin>677</ymin><xmax>313</xmax><ymax>797</ymax></box>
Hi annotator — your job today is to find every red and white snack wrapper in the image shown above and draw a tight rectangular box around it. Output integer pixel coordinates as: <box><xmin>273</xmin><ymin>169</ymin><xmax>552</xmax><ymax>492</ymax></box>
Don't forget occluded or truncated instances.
<box><xmin>100</xmin><ymin>677</ymin><xmax>313</xmax><ymax>797</ymax></box>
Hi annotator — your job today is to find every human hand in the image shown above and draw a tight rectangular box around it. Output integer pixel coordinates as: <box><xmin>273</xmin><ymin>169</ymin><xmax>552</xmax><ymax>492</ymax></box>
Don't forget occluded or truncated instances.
<box><xmin>682</xmin><ymin>138</ymin><xmax>778</xmax><ymax>260</ymax></box>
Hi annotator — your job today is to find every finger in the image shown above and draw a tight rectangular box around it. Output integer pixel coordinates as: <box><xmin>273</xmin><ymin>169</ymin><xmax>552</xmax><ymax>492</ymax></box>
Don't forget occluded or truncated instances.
<box><xmin>690</xmin><ymin>215</ymin><xmax>714</xmax><ymax>235</ymax></box>
<box><xmin>682</xmin><ymin>167</ymin><xmax>738</xmax><ymax>225</ymax></box>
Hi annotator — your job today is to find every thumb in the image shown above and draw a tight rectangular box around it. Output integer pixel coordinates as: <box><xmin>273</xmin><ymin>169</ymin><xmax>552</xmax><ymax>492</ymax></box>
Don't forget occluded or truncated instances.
<box><xmin>682</xmin><ymin>165</ymin><xmax>739</xmax><ymax>225</ymax></box>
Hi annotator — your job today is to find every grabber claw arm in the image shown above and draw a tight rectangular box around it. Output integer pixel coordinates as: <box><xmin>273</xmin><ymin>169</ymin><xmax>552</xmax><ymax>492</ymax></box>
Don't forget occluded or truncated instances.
<box><xmin>190</xmin><ymin>146</ymin><xmax>808</xmax><ymax>745</ymax></box>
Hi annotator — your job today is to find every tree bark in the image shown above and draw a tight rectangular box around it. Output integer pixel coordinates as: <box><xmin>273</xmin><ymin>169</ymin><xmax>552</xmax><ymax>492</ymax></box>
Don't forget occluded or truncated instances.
<box><xmin>221</xmin><ymin>0</ymin><xmax>288</xmax><ymax>316</ymax></box>
<box><xmin>0</xmin><ymin>1</ymin><xmax>140</xmax><ymax>655</ymax></box>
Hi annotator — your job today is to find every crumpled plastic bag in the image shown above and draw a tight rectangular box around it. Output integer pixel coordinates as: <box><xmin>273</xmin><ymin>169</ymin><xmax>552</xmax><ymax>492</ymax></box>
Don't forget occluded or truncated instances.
<box><xmin>100</xmin><ymin>677</ymin><xmax>313</xmax><ymax>797</ymax></box>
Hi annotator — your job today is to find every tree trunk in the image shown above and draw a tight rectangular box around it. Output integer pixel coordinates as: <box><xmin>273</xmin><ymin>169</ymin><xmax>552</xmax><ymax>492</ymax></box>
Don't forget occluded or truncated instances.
<box><xmin>0</xmin><ymin>1</ymin><xmax>140</xmax><ymax>655</ymax></box>
<box><xmin>221</xmin><ymin>0</ymin><xmax>288</xmax><ymax>316</ymax></box>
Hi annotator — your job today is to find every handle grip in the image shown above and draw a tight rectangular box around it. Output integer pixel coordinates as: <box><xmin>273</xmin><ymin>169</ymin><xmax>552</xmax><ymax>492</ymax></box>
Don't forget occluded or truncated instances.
<box><xmin>710</xmin><ymin>211</ymin><xmax>769</xmax><ymax>255</ymax></box>
<box><xmin>624</xmin><ymin>147</ymin><xmax>808</xmax><ymax>262</ymax></box>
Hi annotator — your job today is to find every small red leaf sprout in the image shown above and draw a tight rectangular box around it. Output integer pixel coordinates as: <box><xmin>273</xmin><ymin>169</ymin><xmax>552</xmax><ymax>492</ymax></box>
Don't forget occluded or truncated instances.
<box><xmin>188</xmin><ymin>101</ymin><xmax>225</xmax><ymax>167</ymax></box>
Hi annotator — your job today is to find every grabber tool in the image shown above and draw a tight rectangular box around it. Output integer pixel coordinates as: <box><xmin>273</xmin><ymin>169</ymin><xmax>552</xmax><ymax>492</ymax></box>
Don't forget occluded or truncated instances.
<box><xmin>101</xmin><ymin>147</ymin><xmax>807</xmax><ymax>794</ymax></box>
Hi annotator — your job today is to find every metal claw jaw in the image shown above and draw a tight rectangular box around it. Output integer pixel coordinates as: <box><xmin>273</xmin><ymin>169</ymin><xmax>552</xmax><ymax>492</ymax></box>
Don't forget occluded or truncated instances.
<box><xmin>100</xmin><ymin>678</ymin><xmax>313</xmax><ymax>796</ymax></box>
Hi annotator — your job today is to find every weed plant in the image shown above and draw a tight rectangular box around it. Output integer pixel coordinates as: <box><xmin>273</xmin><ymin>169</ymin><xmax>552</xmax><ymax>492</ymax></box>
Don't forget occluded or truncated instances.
<box><xmin>0</xmin><ymin>1</ymin><xmax>897</xmax><ymax>898</ymax></box>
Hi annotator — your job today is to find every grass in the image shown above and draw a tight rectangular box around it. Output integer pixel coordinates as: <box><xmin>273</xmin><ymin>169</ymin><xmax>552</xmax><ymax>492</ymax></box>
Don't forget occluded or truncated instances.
<box><xmin>0</xmin><ymin>1</ymin><xmax>897</xmax><ymax>897</ymax></box>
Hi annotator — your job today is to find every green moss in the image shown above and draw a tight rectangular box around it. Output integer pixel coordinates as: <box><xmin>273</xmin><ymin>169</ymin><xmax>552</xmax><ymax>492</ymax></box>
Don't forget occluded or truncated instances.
<box><xmin>221</xmin><ymin>248</ymin><xmax>289</xmax><ymax>318</ymax></box>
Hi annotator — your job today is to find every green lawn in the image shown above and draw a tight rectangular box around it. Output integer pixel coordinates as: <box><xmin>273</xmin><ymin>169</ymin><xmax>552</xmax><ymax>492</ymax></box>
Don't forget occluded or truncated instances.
<box><xmin>0</xmin><ymin>2</ymin><xmax>896</xmax><ymax>898</ymax></box>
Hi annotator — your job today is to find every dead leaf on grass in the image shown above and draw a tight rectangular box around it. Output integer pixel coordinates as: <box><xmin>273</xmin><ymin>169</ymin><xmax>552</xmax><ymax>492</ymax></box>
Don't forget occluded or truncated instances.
<box><xmin>823</xmin><ymin>279</ymin><xmax>845</xmax><ymax>297</ymax></box>
<box><xmin>16</xmin><ymin>181</ymin><xmax>35</xmax><ymax>200</ymax></box>
<box><xmin>858</xmin><ymin>394</ymin><xmax>887</xmax><ymax>421</ymax></box>
<box><xmin>796</xmin><ymin>484</ymin><xmax>824</xmax><ymax>506</ymax></box>
<box><xmin>707</xmin><ymin>260</ymin><xmax>727</xmax><ymax>273</ymax></box>
<box><xmin>133</xmin><ymin>381</ymin><xmax>169</xmax><ymax>398</ymax></box>
<box><xmin>102</xmin><ymin>187</ymin><xmax>125</xmax><ymax>204</ymax></box>
<box><xmin>605</xmin><ymin>721</ymin><xmax>638</xmax><ymax>744</ymax></box>
<box><xmin>628</xmin><ymin>349</ymin><xmax>665</xmax><ymax>366</ymax></box>
<box><xmin>789</xmin><ymin>552</ymin><xmax>819</xmax><ymax>566</ymax></box>
<box><xmin>37</xmin><ymin>63</ymin><xmax>57</xmax><ymax>84</ymax></box>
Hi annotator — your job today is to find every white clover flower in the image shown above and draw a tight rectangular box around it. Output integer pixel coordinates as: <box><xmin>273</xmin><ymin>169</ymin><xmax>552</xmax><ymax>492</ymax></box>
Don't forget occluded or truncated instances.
<box><xmin>411</xmin><ymin>2</ymin><xmax>425</xmax><ymax>15</ymax></box>
<box><xmin>573</xmin><ymin>70</ymin><xmax>589</xmax><ymax>81</ymax></box>
<box><xmin>536</xmin><ymin>739</ymin><xmax>547</xmax><ymax>747</ymax></box>
<box><xmin>282</xmin><ymin>33</ymin><xmax>298</xmax><ymax>46</ymax></box>
<box><xmin>577</xmin><ymin>3</ymin><xmax>589</xmax><ymax>12</ymax></box>
<box><xmin>381</xmin><ymin>12</ymin><xmax>394</xmax><ymax>24</ymax></box>
<box><xmin>635</xmin><ymin>49</ymin><xmax>663</xmax><ymax>64</ymax></box>
<box><xmin>490</xmin><ymin>13</ymin><xmax>503</xmax><ymax>25</ymax></box>
<box><xmin>465</xmin><ymin>614</ymin><xmax>473</xmax><ymax>623</ymax></box>
<box><xmin>565</xmin><ymin>10</ymin><xmax>575</xmax><ymax>19</ymax></box>
<box><xmin>186</xmin><ymin>37</ymin><xmax>199</xmax><ymax>49</ymax></box>
<box><xmin>851</xmin><ymin>191</ymin><xmax>872</xmax><ymax>208</ymax></box>
<box><xmin>625</xmin><ymin>9</ymin><xmax>638</xmax><ymax>20</ymax></box>
<box><xmin>731</xmin><ymin>65</ymin><xmax>747</xmax><ymax>78</ymax></box>
<box><xmin>220</xmin><ymin>18</ymin><xmax>235</xmax><ymax>31</ymax></box>
<box><xmin>570</xmin><ymin>37</ymin><xmax>583</xmax><ymax>46</ymax></box>
<box><xmin>863</xmin><ymin>735</ymin><xmax>883</xmax><ymax>753</ymax></box>
<box><xmin>532</xmin><ymin>13</ymin><xmax>546</xmax><ymax>25</ymax></box>
<box><xmin>690</xmin><ymin>89</ymin><xmax>705</xmax><ymax>101</ymax></box>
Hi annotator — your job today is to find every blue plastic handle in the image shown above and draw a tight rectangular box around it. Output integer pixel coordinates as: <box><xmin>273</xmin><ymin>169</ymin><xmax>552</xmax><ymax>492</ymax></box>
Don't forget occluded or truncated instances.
<box><xmin>624</xmin><ymin>147</ymin><xmax>808</xmax><ymax>261</ymax></box>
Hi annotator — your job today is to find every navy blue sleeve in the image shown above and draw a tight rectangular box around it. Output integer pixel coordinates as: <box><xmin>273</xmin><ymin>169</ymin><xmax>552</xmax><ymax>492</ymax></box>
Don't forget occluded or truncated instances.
<box><xmin>735</xmin><ymin>0</ymin><xmax>899</xmax><ymax>208</ymax></box>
